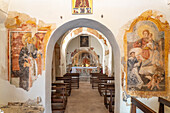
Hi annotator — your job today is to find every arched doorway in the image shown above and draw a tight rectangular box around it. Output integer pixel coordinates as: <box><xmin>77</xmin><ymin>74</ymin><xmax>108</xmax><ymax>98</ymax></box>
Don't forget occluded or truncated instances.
<box><xmin>45</xmin><ymin>18</ymin><xmax>121</xmax><ymax>113</ymax></box>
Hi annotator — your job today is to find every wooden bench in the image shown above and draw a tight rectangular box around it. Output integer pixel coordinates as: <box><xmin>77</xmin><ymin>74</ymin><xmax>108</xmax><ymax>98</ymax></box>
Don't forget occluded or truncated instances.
<box><xmin>56</xmin><ymin>77</ymin><xmax>72</xmax><ymax>96</ymax></box>
<box><xmin>131</xmin><ymin>97</ymin><xmax>156</xmax><ymax>113</ymax></box>
<box><xmin>158</xmin><ymin>97</ymin><xmax>170</xmax><ymax>113</ymax></box>
<box><xmin>98</xmin><ymin>77</ymin><xmax>114</xmax><ymax>96</ymax></box>
<box><xmin>104</xmin><ymin>83</ymin><xmax>115</xmax><ymax>112</ymax></box>
<box><xmin>52</xmin><ymin>82</ymin><xmax>71</xmax><ymax>97</ymax></box>
<box><xmin>91</xmin><ymin>73</ymin><xmax>107</xmax><ymax>89</ymax></box>
<box><xmin>64</xmin><ymin>73</ymin><xmax>80</xmax><ymax>89</ymax></box>
<box><xmin>51</xmin><ymin>86</ymin><xmax>67</xmax><ymax>113</ymax></box>
<box><xmin>90</xmin><ymin>73</ymin><xmax>101</xmax><ymax>84</ymax></box>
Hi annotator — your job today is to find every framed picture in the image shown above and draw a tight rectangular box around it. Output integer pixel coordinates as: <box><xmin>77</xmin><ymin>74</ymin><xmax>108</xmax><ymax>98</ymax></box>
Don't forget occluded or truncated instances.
<box><xmin>72</xmin><ymin>0</ymin><xmax>93</xmax><ymax>14</ymax></box>
<box><xmin>80</xmin><ymin>36</ymin><xmax>89</xmax><ymax>47</ymax></box>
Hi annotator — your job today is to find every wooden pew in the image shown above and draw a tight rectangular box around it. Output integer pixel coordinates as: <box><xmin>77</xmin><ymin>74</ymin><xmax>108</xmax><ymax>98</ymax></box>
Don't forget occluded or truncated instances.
<box><xmin>51</xmin><ymin>86</ymin><xmax>67</xmax><ymax>113</ymax></box>
<box><xmin>104</xmin><ymin>83</ymin><xmax>115</xmax><ymax>112</ymax></box>
<box><xmin>90</xmin><ymin>73</ymin><xmax>101</xmax><ymax>84</ymax></box>
<box><xmin>91</xmin><ymin>73</ymin><xmax>107</xmax><ymax>89</ymax></box>
<box><xmin>56</xmin><ymin>77</ymin><xmax>72</xmax><ymax>96</ymax></box>
<box><xmin>158</xmin><ymin>97</ymin><xmax>170</xmax><ymax>113</ymax></box>
<box><xmin>64</xmin><ymin>73</ymin><xmax>80</xmax><ymax>89</ymax></box>
<box><xmin>98</xmin><ymin>77</ymin><xmax>114</xmax><ymax>96</ymax></box>
<box><xmin>52</xmin><ymin>83</ymin><xmax>70</xmax><ymax>97</ymax></box>
<box><xmin>108</xmin><ymin>87</ymin><xmax>115</xmax><ymax>113</ymax></box>
<box><xmin>130</xmin><ymin>97</ymin><xmax>156</xmax><ymax>113</ymax></box>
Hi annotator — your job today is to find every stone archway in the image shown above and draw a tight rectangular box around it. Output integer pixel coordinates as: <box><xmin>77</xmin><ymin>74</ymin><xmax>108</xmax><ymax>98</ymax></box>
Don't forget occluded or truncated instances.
<box><xmin>45</xmin><ymin>18</ymin><xmax>121</xmax><ymax>113</ymax></box>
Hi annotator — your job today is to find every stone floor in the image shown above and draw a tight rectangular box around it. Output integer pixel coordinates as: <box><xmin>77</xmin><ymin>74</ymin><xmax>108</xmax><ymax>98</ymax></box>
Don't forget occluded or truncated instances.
<box><xmin>65</xmin><ymin>82</ymin><xmax>109</xmax><ymax>113</ymax></box>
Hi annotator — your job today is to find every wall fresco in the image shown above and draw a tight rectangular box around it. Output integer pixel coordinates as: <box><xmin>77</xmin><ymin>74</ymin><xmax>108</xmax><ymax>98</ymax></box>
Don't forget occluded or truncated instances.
<box><xmin>123</xmin><ymin>10</ymin><xmax>169</xmax><ymax>97</ymax></box>
<box><xmin>5</xmin><ymin>11</ymin><xmax>56</xmax><ymax>91</ymax></box>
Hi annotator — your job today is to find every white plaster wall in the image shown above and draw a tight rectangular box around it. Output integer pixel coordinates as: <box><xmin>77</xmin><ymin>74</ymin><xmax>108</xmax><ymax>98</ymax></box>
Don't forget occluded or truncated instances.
<box><xmin>0</xmin><ymin>0</ymin><xmax>169</xmax><ymax>113</ymax></box>
<box><xmin>66</xmin><ymin>37</ymin><xmax>79</xmax><ymax>65</ymax></box>
<box><xmin>0</xmin><ymin>0</ymin><xmax>10</xmax><ymax>23</ymax></box>
<box><xmin>0</xmin><ymin>71</ymin><xmax>45</xmax><ymax>107</ymax></box>
<box><xmin>8</xmin><ymin>0</ymin><xmax>170</xmax><ymax>36</ymax></box>
<box><xmin>0</xmin><ymin>0</ymin><xmax>9</xmax><ymax>80</ymax></box>
<box><xmin>90</xmin><ymin>36</ymin><xmax>103</xmax><ymax>64</ymax></box>
<box><xmin>0</xmin><ymin>24</ymin><xmax>8</xmax><ymax>80</ymax></box>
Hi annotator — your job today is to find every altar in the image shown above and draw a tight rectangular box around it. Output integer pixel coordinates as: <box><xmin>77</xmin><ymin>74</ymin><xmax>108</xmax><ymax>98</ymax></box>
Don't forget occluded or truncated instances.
<box><xmin>71</xmin><ymin>67</ymin><xmax>99</xmax><ymax>76</ymax></box>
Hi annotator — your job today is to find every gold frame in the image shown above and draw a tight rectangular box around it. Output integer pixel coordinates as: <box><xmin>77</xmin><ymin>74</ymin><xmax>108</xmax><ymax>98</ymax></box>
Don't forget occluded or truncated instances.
<box><xmin>124</xmin><ymin>11</ymin><xmax>169</xmax><ymax>97</ymax></box>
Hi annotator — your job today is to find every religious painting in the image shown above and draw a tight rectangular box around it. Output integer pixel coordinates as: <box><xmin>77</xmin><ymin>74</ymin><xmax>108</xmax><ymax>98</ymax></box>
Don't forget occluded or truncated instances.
<box><xmin>80</xmin><ymin>36</ymin><xmax>89</xmax><ymax>47</ymax></box>
<box><xmin>124</xmin><ymin>19</ymin><xmax>168</xmax><ymax>96</ymax></box>
<box><xmin>9</xmin><ymin>31</ymin><xmax>45</xmax><ymax>91</ymax></box>
<box><xmin>72</xmin><ymin>0</ymin><xmax>93</xmax><ymax>14</ymax></box>
<box><xmin>82</xmin><ymin>52</ymin><xmax>90</xmax><ymax>66</ymax></box>
<box><xmin>34</xmin><ymin>32</ymin><xmax>46</xmax><ymax>75</ymax></box>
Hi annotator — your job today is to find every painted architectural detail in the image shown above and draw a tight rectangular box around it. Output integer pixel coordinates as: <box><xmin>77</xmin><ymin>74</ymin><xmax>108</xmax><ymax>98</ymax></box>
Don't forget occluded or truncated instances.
<box><xmin>87</xmin><ymin>28</ymin><xmax>108</xmax><ymax>46</ymax></box>
<box><xmin>123</xmin><ymin>10</ymin><xmax>169</xmax><ymax>97</ymax></box>
<box><xmin>71</xmin><ymin>48</ymin><xmax>100</xmax><ymax>67</ymax></box>
<box><xmin>5</xmin><ymin>11</ymin><xmax>56</xmax><ymax>91</ymax></box>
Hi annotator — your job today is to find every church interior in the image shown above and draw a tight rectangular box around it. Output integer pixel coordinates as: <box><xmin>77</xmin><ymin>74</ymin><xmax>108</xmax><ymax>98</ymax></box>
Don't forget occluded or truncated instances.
<box><xmin>0</xmin><ymin>0</ymin><xmax>170</xmax><ymax>113</ymax></box>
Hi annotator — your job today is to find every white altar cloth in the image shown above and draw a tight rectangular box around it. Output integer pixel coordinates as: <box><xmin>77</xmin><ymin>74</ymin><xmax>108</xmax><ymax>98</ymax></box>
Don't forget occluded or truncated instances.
<box><xmin>71</xmin><ymin>67</ymin><xmax>98</xmax><ymax>76</ymax></box>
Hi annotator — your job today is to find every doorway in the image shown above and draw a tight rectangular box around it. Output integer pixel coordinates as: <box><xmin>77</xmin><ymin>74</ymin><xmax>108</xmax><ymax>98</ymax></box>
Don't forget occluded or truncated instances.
<box><xmin>45</xmin><ymin>18</ymin><xmax>121</xmax><ymax>113</ymax></box>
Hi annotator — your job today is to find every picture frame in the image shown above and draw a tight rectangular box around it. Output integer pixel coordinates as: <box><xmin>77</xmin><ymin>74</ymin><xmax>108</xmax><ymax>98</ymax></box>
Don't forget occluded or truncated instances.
<box><xmin>80</xmin><ymin>36</ymin><xmax>89</xmax><ymax>47</ymax></box>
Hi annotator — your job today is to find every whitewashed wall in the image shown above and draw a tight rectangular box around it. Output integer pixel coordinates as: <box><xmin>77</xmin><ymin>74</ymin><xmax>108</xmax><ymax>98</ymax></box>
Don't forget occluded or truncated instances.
<box><xmin>0</xmin><ymin>0</ymin><xmax>170</xmax><ymax>113</ymax></box>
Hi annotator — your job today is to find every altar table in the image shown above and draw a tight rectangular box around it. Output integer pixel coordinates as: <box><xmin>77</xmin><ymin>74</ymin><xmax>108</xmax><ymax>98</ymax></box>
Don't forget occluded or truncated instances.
<box><xmin>71</xmin><ymin>67</ymin><xmax>99</xmax><ymax>76</ymax></box>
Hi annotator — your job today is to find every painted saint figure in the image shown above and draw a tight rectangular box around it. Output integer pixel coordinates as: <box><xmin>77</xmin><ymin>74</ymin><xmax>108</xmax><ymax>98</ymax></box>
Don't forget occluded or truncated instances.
<box><xmin>75</xmin><ymin>0</ymin><xmax>89</xmax><ymax>7</ymax></box>
<box><xmin>19</xmin><ymin>33</ymin><xmax>38</xmax><ymax>91</ymax></box>
<box><xmin>133</xmin><ymin>30</ymin><xmax>151</xmax><ymax>60</ymax></box>
<box><xmin>127</xmin><ymin>52</ymin><xmax>143</xmax><ymax>89</ymax></box>
<box><xmin>82</xmin><ymin>53</ymin><xmax>90</xmax><ymax>66</ymax></box>
<box><xmin>128</xmin><ymin>28</ymin><xmax>164</xmax><ymax>90</ymax></box>
<box><xmin>132</xmin><ymin>30</ymin><xmax>160</xmax><ymax>75</ymax></box>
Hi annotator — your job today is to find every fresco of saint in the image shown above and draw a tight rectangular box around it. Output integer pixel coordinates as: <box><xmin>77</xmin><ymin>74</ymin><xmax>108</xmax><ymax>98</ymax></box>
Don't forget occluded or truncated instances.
<box><xmin>126</xmin><ymin>20</ymin><xmax>165</xmax><ymax>92</ymax></box>
<box><xmin>75</xmin><ymin>0</ymin><xmax>89</xmax><ymax>7</ymax></box>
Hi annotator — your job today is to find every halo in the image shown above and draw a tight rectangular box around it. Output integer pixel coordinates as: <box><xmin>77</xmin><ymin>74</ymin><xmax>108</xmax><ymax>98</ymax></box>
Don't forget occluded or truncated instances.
<box><xmin>137</xmin><ymin>25</ymin><xmax>156</xmax><ymax>40</ymax></box>
<box><xmin>22</xmin><ymin>33</ymin><xmax>32</xmax><ymax>45</ymax></box>
<box><xmin>27</xmin><ymin>36</ymin><xmax>37</xmax><ymax>45</ymax></box>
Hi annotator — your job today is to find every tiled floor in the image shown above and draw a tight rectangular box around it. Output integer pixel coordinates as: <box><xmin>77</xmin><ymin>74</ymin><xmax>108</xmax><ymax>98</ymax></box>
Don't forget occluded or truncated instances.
<box><xmin>65</xmin><ymin>82</ymin><xmax>108</xmax><ymax>113</ymax></box>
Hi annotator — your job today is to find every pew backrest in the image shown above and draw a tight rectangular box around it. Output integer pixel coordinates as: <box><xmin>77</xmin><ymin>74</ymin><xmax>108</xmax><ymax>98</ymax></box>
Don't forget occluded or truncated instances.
<box><xmin>131</xmin><ymin>97</ymin><xmax>156</xmax><ymax>113</ymax></box>
<box><xmin>158</xmin><ymin>97</ymin><xmax>170</xmax><ymax>113</ymax></box>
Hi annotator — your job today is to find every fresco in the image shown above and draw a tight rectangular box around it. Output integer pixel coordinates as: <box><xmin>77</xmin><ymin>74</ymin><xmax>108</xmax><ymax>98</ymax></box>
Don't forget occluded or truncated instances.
<box><xmin>72</xmin><ymin>0</ymin><xmax>93</xmax><ymax>14</ymax></box>
<box><xmin>6</xmin><ymin>11</ymin><xmax>56</xmax><ymax>91</ymax></box>
<box><xmin>124</xmin><ymin>10</ymin><xmax>169</xmax><ymax>97</ymax></box>
<box><xmin>9</xmin><ymin>32</ymin><xmax>45</xmax><ymax>91</ymax></box>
